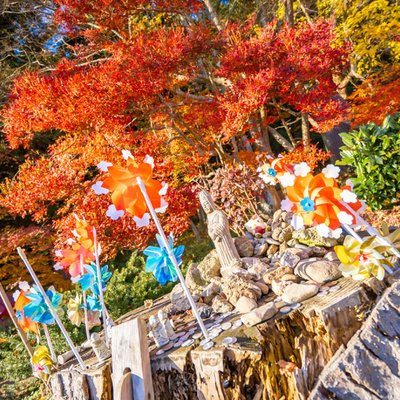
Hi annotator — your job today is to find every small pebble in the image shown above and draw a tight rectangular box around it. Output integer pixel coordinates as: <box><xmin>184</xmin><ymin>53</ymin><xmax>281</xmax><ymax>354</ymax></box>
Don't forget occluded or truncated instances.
<box><xmin>291</xmin><ymin>303</ymin><xmax>302</xmax><ymax>309</ymax></box>
<box><xmin>200</xmin><ymin>337</ymin><xmax>211</xmax><ymax>346</ymax></box>
<box><xmin>280</xmin><ymin>306</ymin><xmax>292</xmax><ymax>314</ymax></box>
<box><xmin>221</xmin><ymin>322</ymin><xmax>232</xmax><ymax>331</ymax></box>
<box><xmin>173</xmin><ymin>341</ymin><xmax>181</xmax><ymax>348</ymax></box>
<box><xmin>326</xmin><ymin>281</ymin><xmax>339</xmax><ymax>287</ymax></box>
<box><xmin>231</xmin><ymin>319</ymin><xmax>243</xmax><ymax>329</ymax></box>
<box><xmin>181</xmin><ymin>339</ymin><xmax>194</xmax><ymax>347</ymax></box>
<box><xmin>208</xmin><ymin>331</ymin><xmax>220</xmax><ymax>340</ymax></box>
<box><xmin>156</xmin><ymin>349</ymin><xmax>164</xmax><ymax>355</ymax></box>
<box><xmin>175</xmin><ymin>331</ymin><xmax>185</xmax><ymax>338</ymax></box>
<box><xmin>161</xmin><ymin>342</ymin><xmax>174</xmax><ymax>351</ymax></box>
<box><xmin>203</xmin><ymin>341</ymin><xmax>215</xmax><ymax>350</ymax></box>
<box><xmin>329</xmin><ymin>286</ymin><xmax>340</xmax><ymax>293</ymax></box>
<box><xmin>193</xmin><ymin>332</ymin><xmax>203</xmax><ymax>340</ymax></box>
<box><xmin>222</xmin><ymin>336</ymin><xmax>237</xmax><ymax>346</ymax></box>
<box><xmin>179</xmin><ymin>334</ymin><xmax>190</xmax><ymax>342</ymax></box>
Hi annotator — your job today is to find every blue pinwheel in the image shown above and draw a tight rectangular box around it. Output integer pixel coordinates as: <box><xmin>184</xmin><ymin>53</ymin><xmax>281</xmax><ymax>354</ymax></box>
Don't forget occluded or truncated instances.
<box><xmin>23</xmin><ymin>285</ymin><xmax>62</xmax><ymax>325</ymax></box>
<box><xmin>78</xmin><ymin>263</ymin><xmax>112</xmax><ymax>295</ymax></box>
<box><xmin>143</xmin><ymin>234</ymin><xmax>184</xmax><ymax>285</ymax></box>
<box><xmin>86</xmin><ymin>294</ymin><xmax>102</xmax><ymax>312</ymax></box>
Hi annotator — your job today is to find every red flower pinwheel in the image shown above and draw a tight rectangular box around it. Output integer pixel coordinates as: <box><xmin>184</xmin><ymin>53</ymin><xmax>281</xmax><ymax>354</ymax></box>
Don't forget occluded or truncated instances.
<box><xmin>55</xmin><ymin>242</ymin><xmax>95</xmax><ymax>278</ymax></box>
<box><xmin>92</xmin><ymin>151</ymin><xmax>168</xmax><ymax>227</ymax></box>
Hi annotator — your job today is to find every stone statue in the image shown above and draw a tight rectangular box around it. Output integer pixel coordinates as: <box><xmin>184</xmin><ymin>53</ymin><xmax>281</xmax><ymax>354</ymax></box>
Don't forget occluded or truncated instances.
<box><xmin>199</xmin><ymin>191</ymin><xmax>242</xmax><ymax>276</ymax></box>
<box><xmin>158</xmin><ymin>309</ymin><xmax>175</xmax><ymax>339</ymax></box>
<box><xmin>90</xmin><ymin>332</ymin><xmax>111</xmax><ymax>362</ymax></box>
<box><xmin>148</xmin><ymin>315</ymin><xmax>169</xmax><ymax>348</ymax></box>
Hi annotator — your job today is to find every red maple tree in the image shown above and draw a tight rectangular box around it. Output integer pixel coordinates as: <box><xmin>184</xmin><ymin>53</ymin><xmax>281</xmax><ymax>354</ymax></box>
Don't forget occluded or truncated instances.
<box><xmin>0</xmin><ymin>1</ymin><xmax>351</xmax><ymax>258</ymax></box>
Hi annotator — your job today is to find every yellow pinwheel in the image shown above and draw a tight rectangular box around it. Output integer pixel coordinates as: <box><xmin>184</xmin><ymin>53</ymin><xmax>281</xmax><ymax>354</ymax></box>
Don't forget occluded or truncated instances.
<box><xmin>335</xmin><ymin>235</ymin><xmax>393</xmax><ymax>281</ymax></box>
<box><xmin>67</xmin><ymin>294</ymin><xmax>84</xmax><ymax>327</ymax></box>
<box><xmin>379</xmin><ymin>222</ymin><xmax>400</xmax><ymax>250</ymax></box>
<box><xmin>31</xmin><ymin>346</ymin><xmax>53</xmax><ymax>380</ymax></box>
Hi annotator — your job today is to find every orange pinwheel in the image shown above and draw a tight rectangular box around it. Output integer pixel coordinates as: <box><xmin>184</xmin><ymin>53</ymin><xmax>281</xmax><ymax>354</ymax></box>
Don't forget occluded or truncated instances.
<box><xmin>92</xmin><ymin>152</ymin><xmax>168</xmax><ymax>226</ymax></box>
<box><xmin>14</xmin><ymin>286</ymin><xmax>39</xmax><ymax>335</ymax></box>
<box><xmin>258</xmin><ymin>155</ymin><xmax>292</xmax><ymax>185</ymax></box>
<box><xmin>72</xmin><ymin>216</ymin><xmax>95</xmax><ymax>252</ymax></box>
<box><xmin>285</xmin><ymin>172</ymin><xmax>357</xmax><ymax>231</ymax></box>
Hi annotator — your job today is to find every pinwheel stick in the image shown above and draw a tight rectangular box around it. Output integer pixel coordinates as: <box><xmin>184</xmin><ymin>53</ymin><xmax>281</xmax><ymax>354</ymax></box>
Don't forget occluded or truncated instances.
<box><xmin>42</xmin><ymin>324</ymin><xmax>57</xmax><ymax>363</ymax></box>
<box><xmin>341</xmin><ymin>224</ymin><xmax>393</xmax><ymax>274</ymax></box>
<box><xmin>79</xmin><ymin>256</ymin><xmax>91</xmax><ymax>342</ymax></box>
<box><xmin>82</xmin><ymin>291</ymin><xmax>91</xmax><ymax>341</ymax></box>
<box><xmin>92</xmin><ymin>227</ymin><xmax>110</xmax><ymax>347</ymax></box>
<box><xmin>340</xmin><ymin>201</ymin><xmax>400</xmax><ymax>259</ymax></box>
<box><xmin>17</xmin><ymin>247</ymin><xmax>86</xmax><ymax>370</ymax></box>
<box><xmin>136</xmin><ymin>177</ymin><xmax>209</xmax><ymax>340</ymax></box>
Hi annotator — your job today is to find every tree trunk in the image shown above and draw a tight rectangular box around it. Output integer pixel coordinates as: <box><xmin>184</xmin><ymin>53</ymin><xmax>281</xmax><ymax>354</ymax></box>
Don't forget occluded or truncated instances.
<box><xmin>322</xmin><ymin>121</ymin><xmax>350</xmax><ymax>163</ymax></box>
<box><xmin>284</xmin><ymin>0</ymin><xmax>294</xmax><ymax>26</ymax></box>
<box><xmin>202</xmin><ymin>0</ymin><xmax>223</xmax><ymax>31</ymax></box>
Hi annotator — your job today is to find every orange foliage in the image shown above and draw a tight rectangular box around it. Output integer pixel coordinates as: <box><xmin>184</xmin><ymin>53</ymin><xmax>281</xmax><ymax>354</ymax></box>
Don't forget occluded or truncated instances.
<box><xmin>0</xmin><ymin>2</ymin><xmax>351</xmax><ymax>259</ymax></box>
<box><xmin>350</xmin><ymin>65</ymin><xmax>400</xmax><ymax>127</ymax></box>
<box><xmin>280</xmin><ymin>143</ymin><xmax>332</xmax><ymax>172</ymax></box>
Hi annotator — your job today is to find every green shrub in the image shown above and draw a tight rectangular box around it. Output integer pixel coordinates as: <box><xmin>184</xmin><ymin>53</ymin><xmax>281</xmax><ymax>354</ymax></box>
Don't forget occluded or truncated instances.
<box><xmin>338</xmin><ymin>114</ymin><xmax>400</xmax><ymax>210</ymax></box>
<box><xmin>105</xmin><ymin>233</ymin><xmax>213</xmax><ymax>320</ymax></box>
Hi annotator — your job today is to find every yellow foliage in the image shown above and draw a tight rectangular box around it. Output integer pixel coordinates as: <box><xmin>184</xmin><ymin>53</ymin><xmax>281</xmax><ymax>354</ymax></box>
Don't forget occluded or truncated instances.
<box><xmin>317</xmin><ymin>0</ymin><xmax>400</xmax><ymax>74</ymax></box>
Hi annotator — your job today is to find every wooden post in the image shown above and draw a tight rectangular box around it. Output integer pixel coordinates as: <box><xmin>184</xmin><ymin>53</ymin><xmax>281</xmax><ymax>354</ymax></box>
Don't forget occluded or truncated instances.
<box><xmin>0</xmin><ymin>282</ymin><xmax>34</xmax><ymax>358</ymax></box>
<box><xmin>111</xmin><ymin>317</ymin><xmax>154</xmax><ymax>400</ymax></box>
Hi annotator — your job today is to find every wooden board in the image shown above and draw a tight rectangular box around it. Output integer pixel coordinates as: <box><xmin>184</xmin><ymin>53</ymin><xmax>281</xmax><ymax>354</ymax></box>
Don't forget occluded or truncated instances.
<box><xmin>111</xmin><ymin>317</ymin><xmax>154</xmax><ymax>400</ymax></box>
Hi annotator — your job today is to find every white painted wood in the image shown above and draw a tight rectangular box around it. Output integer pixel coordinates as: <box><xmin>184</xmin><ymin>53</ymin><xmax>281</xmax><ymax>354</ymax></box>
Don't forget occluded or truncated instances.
<box><xmin>111</xmin><ymin>317</ymin><xmax>154</xmax><ymax>400</ymax></box>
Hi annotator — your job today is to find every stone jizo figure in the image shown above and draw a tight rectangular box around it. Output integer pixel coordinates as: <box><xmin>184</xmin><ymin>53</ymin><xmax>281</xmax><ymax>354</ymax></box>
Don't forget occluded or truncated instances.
<box><xmin>148</xmin><ymin>315</ymin><xmax>169</xmax><ymax>348</ymax></box>
<box><xmin>158</xmin><ymin>309</ymin><xmax>175</xmax><ymax>339</ymax></box>
<box><xmin>199</xmin><ymin>191</ymin><xmax>242</xmax><ymax>276</ymax></box>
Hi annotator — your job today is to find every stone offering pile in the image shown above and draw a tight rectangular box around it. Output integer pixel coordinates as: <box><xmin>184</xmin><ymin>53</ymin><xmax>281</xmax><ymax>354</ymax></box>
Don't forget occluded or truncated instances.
<box><xmin>146</xmin><ymin>203</ymin><xmax>346</xmax><ymax>355</ymax></box>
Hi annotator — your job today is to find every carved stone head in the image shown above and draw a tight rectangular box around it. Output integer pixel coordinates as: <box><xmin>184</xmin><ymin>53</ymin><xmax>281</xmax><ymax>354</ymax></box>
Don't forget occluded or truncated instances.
<box><xmin>157</xmin><ymin>309</ymin><xmax>168</xmax><ymax>321</ymax></box>
<box><xmin>199</xmin><ymin>191</ymin><xmax>216</xmax><ymax>214</ymax></box>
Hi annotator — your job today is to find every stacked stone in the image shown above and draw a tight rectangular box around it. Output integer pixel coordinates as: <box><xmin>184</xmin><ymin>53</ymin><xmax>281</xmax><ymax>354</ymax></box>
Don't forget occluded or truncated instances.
<box><xmin>171</xmin><ymin>209</ymin><xmax>344</xmax><ymax>329</ymax></box>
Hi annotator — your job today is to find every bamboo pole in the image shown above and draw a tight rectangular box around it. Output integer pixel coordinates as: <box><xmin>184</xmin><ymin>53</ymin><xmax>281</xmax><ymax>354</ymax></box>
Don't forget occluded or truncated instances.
<box><xmin>0</xmin><ymin>282</ymin><xmax>34</xmax><ymax>358</ymax></box>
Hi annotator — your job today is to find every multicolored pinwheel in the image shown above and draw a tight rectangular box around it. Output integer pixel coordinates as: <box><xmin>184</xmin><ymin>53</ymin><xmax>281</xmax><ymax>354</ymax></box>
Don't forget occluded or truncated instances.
<box><xmin>13</xmin><ymin>282</ymin><xmax>39</xmax><ymax>335</ymax></box>
<box><xmin>335</xmin><ymin>235</ymin><xmax>393</xmax><ymax>280</ymax></box>
<box><xmin>92</xmin><ymin>151</ymin><xmax>168</xmax><ymax>227</ymax></box>
<box><xmin>23</xmin><ymin>285</ymin><xmax>62</xmax><ymax>325</ymax></box>
<box><xmin>31</xmin><ymin>346</ymin><xmax>53</xmax><ymax>380</ymax></box>
<box><xmin>143</xmin><ymin>234</ymin><xmax>184</xmax><ymax>285</ymax></box>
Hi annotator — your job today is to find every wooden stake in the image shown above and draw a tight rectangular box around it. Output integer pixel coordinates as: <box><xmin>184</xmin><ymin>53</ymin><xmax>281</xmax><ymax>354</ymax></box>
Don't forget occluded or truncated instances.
<box><xmin>111</xmin><ymin>317</ymin><xmax>154</xmax><ymax>400</ymax></box>
<box><xmin>0</xmin><ymin>282</ymin><xmax>34</xmax><ymax>358</ymax></box>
